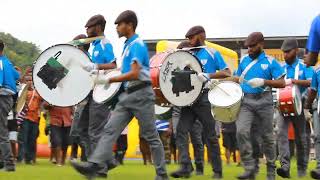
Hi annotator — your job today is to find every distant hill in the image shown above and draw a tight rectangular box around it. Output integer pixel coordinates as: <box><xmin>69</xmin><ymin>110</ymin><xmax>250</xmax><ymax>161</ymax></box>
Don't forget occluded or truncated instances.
<box><xmin>0</xmin><ymin>32</ymin><xmax>41</xmax><ymax>69</ymax></box>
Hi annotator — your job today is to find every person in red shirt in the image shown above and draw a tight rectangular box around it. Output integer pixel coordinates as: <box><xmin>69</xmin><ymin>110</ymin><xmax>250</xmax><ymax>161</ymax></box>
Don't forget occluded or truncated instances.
<box><xmin>45</xmin><ymin>105</ymin><xmax>73</xmax><ymax>166</ymax></box>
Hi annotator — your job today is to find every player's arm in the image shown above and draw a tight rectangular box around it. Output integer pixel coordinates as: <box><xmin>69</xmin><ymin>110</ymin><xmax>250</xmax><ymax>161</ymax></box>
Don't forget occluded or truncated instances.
<box><xmin>264</xmin><ymin>77</ymin><xmax>285</xmax><ymax>88</ymax></box>
<box><xmin>109</xmin><ymin>61</ymin><xmax>140</xmax><ymax>83</ymax></box>
<box><xmin>292</xmin><ymin>79</ymin><xmax>311</xmax><ymax>87</ymax></box>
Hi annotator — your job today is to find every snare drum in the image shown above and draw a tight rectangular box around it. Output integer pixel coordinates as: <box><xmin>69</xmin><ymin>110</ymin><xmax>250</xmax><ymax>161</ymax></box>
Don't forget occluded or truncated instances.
<box><xmin>92</xmin><ymin>70</ymin><xmax>122</xmax><ymax>105</ymax></box>
<box><xmin>33</xmin><ymin>44</ymin><xmax>94</xmax><ymax>107</ymax></box>
<box><xmin>150</xmin><ymin>50</ymin><xmax>203</xmax><ymax>107</ymax></box>
<box><xmin>208</xmin><ymin>81</ymin><xmax>243</xmax><ymax>123</ymax></box>
<box><xmin>155</xmin><ymin>104</ymin><xmax>172</xmax><ymax>120</ymax></box>
<box><xmin>277</xmin><ymin>85</ymin><xmax>302</xmax><ymax>117</ymax></box>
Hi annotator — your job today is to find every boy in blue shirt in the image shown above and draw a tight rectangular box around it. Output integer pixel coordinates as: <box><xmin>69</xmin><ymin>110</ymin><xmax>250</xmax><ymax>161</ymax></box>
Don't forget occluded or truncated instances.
<box><xmin>71</xmin><ymin>10</ymin><xmax>168</xmax><ymax>180</ymax></box>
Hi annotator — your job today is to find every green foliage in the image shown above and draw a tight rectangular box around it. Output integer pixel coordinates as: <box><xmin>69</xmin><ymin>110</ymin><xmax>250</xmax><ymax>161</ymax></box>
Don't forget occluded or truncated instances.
<box><xmin>0</xmin><ymin>32</ymin><xmax>41</xmax><ymax>70</ymax></box>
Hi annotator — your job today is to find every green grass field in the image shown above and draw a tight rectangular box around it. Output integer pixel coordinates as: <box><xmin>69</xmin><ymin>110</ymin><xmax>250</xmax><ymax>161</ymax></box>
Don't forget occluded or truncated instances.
<box><xmin>0</xmin><ymin>159</ymin><xmax>317</xmax><ymax>180</ymax></box>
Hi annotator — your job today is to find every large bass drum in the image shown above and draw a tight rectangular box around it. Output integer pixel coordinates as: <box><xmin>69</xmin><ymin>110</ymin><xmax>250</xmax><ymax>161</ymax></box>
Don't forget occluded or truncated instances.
<box><xmin>33</xmin><ymin>44</ymin><xmax>94</xmax><ymax>107</ymax></box>
<box><xmin>150</xmin><ymin>50</ymin><xmax>203</xmax><ymax>107</ymax></box>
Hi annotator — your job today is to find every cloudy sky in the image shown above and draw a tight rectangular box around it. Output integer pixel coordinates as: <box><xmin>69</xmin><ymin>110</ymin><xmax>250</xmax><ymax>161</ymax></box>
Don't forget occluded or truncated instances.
<box><xmin>0</xmin><ymin>0</ymin><xmax>319</xmax><ymax>56</ymax></box>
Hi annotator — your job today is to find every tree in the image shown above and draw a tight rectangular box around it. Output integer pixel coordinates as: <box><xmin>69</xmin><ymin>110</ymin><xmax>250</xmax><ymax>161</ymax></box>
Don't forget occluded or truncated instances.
<box><xmin>0</xmin><ymin>32</ymin><xmax>41</xmax><ymax>71</ymax></box>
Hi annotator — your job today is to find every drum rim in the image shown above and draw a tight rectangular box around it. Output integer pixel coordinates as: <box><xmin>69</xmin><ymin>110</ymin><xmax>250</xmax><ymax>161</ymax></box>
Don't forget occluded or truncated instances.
<box><xmin>154</xmin><ymin>104</ymin><xmax>172</xmax><ymax>115</ymax></box>
<box><xmin>92</xmin><ymin>70</ymin><xmax>122</xmax><ymax>104</ymax></box>
<box><xmin>208</xmin><ymin>81</ymin><xmax>244</xmax><ymax>108</ymax></box>
<box><xmin>32</xmin><ymin>43</ymin><xmax>92</xmax><ymax>107</ymax></box>
<box><xmin>292</xmin><ymin>85</ymin><xmax>302</xmax><ymax>115</ymax></box>
<box><xmin>159</xmin><ymin>50</ymin><xmax>204</xmax><ymax>106</ymax></box>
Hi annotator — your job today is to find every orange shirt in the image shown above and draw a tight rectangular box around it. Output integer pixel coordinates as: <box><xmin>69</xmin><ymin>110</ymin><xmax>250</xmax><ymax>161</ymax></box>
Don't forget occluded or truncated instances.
<box><xmin>49</xmin><ymin>106</ymin><xmax>73</xmax><ymax>127</ymax></box>
<box><xmin>23</xmin><ymin>90</ymin><xmax>42</xmax><ymax>123</ymax></box>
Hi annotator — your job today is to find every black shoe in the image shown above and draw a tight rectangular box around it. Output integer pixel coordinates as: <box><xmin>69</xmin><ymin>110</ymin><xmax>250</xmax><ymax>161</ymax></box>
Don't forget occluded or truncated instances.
<box><xmin>212</xmin><ymin>172</ymin><xmax>222</xmax><ymax>179</ymax></box>
<box><xmin>311</xmin><ymin>169</ymin><xmax>320</xmax><ymax>179</ymax></box>
<box><xmin>170</xmin><ymin>163</ymin><xmax>194</xmax><ymax>178</ymax></box>
<box><xmin>276</xmin><ymin>167</ymin><xmax>290</xmax><ymax>178</ymax></box>
<box><xmin>155</xmin><ymin>174</ymin><xmax>169</xmax><ymax>180</ymax></box>
<box><xmin>237</xmin><ymin>170</ymin><xmax>256</xmax><ymax>180</ymax></box>
<box><xmin>96</xmin><ymin>172</ymin><xmax>107</xmax><ymax>178</ymax></box>
<box><xmin>4</xmin><ymin>166</ymin><xmax>15</xmax><ymax>172</ymax></box>
<box><xmin>267</xmin><ymin>173</ymin><xmax>275</xmax><ymax>180</ymax></box>
<box><xmin>195</xmin><ymin>163</ymin><xmax>204</xmax><ymax>175</ymax></box>
<box><xmin>107</xmin><ymin>159</ymin><xmax>118</xmax><ymax>171</ymax></box>
<box><xmin>70</xmin><ymin>160</ymin><xmax>103</xmax><ymax>180</ymax></box>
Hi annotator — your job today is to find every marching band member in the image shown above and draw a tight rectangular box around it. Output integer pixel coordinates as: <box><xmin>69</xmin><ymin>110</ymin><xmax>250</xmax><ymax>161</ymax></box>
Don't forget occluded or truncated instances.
<box><xmin>174</xmin><ymin>41</ymin><xmax>205</xmax><ymax>175</ymax></box>
<box><xmin>69</xmin><ymin>34</ymin><xmax>90</xmax><ymax>162</ymax></box>
<box><xmin>71</xmin><ymin>10</ymin><xmax>169</xmax><ymax>180</ymax></box>
<box><xmin>80</xmin><ymin>15</ymin><xmax>118</xmax><ymax>177</ymax></box>
<box><xmin>233</xmin><ymin>32</ymin><xmax>285</xmax><ymax>180</ymax></box>
<box><xmin>0</xmin><ymin>40</ymin><xmax>20</xmax><ymax>171</ymax></box>
<box><xmin>276</xmin><ymin>38</ymin><xmax>312</xmax><ymax>178</ymax></box>
<box><xmin>171</xmin><ymin>26</ymin><xmax>230</xmax><ymax>179</ymax></box>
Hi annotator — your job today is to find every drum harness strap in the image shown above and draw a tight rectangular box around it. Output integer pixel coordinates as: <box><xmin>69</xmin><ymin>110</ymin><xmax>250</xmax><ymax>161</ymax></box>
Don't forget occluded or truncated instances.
<box><xmin>284</xmin><ymin>62</ymin><xmax>299</xmax><ymax>80</ymax></box>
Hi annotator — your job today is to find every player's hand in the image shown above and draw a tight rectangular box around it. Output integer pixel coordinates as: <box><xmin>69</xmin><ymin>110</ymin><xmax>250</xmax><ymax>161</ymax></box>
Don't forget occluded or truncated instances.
<box><xmin>247</xmin><ymin>78</ymin><xmax>265</xmax><ymax>88</ymax></box>
<box><xmin>82</xmin><ymin>62</ymin><xmax>97</xmax><ymax>72</ymax></box>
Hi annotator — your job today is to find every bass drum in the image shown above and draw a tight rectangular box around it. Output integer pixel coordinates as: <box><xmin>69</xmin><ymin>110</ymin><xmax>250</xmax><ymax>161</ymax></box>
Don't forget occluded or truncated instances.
<box><xmin>150</xmin><ymin>50</ymin><xmax>203</xmax><ymax>107</ymax></box>
<box><xmin>33</xmin><ymin>44</ymin><xmax>94</xmax><ymax>107</ymax></box>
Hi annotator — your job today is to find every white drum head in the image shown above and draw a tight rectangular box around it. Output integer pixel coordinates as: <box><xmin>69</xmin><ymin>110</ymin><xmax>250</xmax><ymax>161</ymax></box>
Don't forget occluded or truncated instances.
<box><xmin>93</xmin><ymin>70</ymin><xmax>122</xmax><ymax>104</ymax></box>
<box><xmin>33</xmin><ymin>44</ymin><xmax>93</xmax><ymax>107</ymax></box>
<box><xmin>208</xmin><ymin>81</ymin><xmax>243</xmax><ymax>107</ymax></box>
<box><xmin>155</xmin><ymin>104</ymin><xmax>171</xmax><ymax>115</ymax></box>
<box><xmin>159</xmin><ymin>51</ymin><xmax>203</xmax><ymax>106</ymax></box>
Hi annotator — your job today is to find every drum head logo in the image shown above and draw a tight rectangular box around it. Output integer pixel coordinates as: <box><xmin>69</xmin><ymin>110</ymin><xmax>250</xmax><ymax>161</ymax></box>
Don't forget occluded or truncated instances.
<box><xmin>171</xmin><ymin>66</ymin><xmax>196</xmax><ymax>97</ymax></box>
<box><xmin>261</xmin><ymin>64</ymin><xmax>268</xmax><ymax>70</ymax></box>
<box><xmin>37</xmin><ymin>51</ymin><xmax>69</xmax><ymax>90</ymax></box>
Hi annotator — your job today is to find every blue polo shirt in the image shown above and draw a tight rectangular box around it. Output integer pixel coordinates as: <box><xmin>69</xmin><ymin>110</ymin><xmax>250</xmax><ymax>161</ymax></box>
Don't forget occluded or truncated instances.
<box><xmin>311</xmin><ymin>66</ymin><xmax>320</xmax><ymax>96</ymax></box>
<box><xmin>194</xmin><ymin>47</ymin><xmax>228</xmax><ymax>73</ymax></box>
<box><xmin>307</xmin><ymin>15</ymin><xmax>320</xmax><ymax>53</ymax></box>
<box><xmin>0</xmin><ymin>55</ymin><xmax>20</xmax><ymax>93</ymax></box>
<box><xmin>283</xmin><ymin>58</ymin><xmax>313</xmax><ymax>93</ymax></box>
<box><xmin>121</xmin><ymin>34</ymin><xmax>150</xmax><ymax>84</ymax></box>
<box><xmin>90</xmin><ymin>37</ymin><xmax>115</xmax><ymax>64</ymax></box>
<box><xmin>236</xmin><ymin>52</ymin><xmax>285</xmax><ymax>94</ymax></box>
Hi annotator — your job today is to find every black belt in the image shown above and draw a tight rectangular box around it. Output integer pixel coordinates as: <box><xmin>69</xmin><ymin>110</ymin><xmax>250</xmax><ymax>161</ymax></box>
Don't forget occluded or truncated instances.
<box><xmin>126</xmin><ymin>82</ymin><xmax>151</xmax><ymax>94</ymax></box>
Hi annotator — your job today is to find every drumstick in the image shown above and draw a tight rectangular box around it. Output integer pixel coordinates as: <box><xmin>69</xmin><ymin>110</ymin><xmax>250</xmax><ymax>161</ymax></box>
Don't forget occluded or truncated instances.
<box><xmin>201</xmin><ymin>74</ymin><xmax>231</xmax><ymax>96</ymax></box>
<box><xmin>69</xmin><ymin>36</ymin><xmax>105</xmax><ymax>46</ymax></box>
